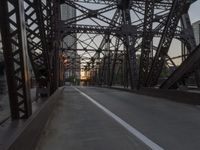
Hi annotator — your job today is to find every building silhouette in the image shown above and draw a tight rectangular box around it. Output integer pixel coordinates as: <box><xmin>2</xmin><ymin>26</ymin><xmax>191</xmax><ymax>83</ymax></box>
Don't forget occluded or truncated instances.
<box><xmin>61</xmin><ymin>4</ymin><xmax>80</xmax><ymax>82</ymax></box>
<box><xmin>192</xmin><ymin>20</ymin><xmax>200</xmax><ymax>45</ymax></box>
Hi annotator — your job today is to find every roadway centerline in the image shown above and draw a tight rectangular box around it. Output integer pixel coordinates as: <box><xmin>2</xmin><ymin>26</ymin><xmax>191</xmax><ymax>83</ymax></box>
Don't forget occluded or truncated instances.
<box><xmin>73</xmin><ymin>87</ymin><xmax>164</xmax><ymax>150</ymax></box>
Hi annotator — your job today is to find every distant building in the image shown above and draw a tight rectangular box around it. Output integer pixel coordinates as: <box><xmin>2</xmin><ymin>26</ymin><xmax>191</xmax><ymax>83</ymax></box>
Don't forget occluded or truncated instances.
<box><xmin>61</xmin><ymin>4</ymin><xmax>80</xmax><ymax>80</ymax></box>
<box><xmin>64</xmin><ymin>53</ymin><xmax>81</xmax><ymax>80</ymax></box>
<box><xmin>61</xmin><ymin>4</ymin><xmax>76</xmax><ymax>50</ymax></box>
<box><xmin>192</xmin><ymin>20</ymin><xmax>200</xmax><ymax>45</ymax></box>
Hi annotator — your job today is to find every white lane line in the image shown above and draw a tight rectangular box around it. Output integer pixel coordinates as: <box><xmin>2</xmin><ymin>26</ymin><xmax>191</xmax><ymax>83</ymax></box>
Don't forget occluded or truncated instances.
<box><xmin>74</xmin><ymin>87</ymin><xmax>164</xmax><ymax>150</ymax></box>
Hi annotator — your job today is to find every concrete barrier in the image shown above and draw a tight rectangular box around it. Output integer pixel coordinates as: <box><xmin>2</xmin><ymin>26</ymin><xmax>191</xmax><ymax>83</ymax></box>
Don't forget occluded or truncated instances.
<box><xmin>104</xmin><ymin>86</ymin><xmax>200</xmax><ymax>105</ymax></box>
<box><xmin>0</xmin><ymin>87</ymin><xmax>64</xmax><ymax>150</ymax></box>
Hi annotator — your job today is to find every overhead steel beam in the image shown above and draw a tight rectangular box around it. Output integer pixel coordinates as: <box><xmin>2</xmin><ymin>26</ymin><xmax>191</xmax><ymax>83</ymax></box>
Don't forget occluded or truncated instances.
<box><xmin>63</xmin><ymin>48</ymin><xmax>124</xmax><ymax>52</ymax></box>
<box><xmin>69</xmin><ymin>0</ymin><xmax>115</xmax><ymax>4</ymax></box>
<box><xmin>64</xmin><ymin>0</ymin><xmax>118</xmax><ymax>26</ymax></box>
<box><xmin>61</xmin><ymin>23</ymin><xmax>121</xmax><ymax>36</ymax></box>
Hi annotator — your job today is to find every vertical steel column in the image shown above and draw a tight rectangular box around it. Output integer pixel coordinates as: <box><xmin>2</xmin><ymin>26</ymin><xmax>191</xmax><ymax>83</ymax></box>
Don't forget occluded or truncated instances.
<box><xmin>100</xmin><ymin>56</ymin><xmax>106</xmax><ymax>85</ymax></box>
<box><xmin>123</xmin><ymin>50</ymin><xmax>129</xmax><ymax>88</ymax></box>
<box><xmin>59</xmin><ymin>53</ymin><xmax>65</xmax><ymax>86</ymax></box>
<box><xmin>106</xmin><ymin>39</ymin><xmax>111</xmax><ymax>86</ymax></box>
<box><xmin>122</xmin><ymin>9</ymin><xmax>138</xmax><ymax>89</ymax></box>
<box><xmin>109</xmin><ymin>39</ymin><xmax>120</xmax><ymax>86</ymax></box>
<box><xmin>51</xmin><ymin>0</ymin><xmax>62</xmax><ymax>92</ymax></box>
<box><xmin>0</xmin><ymin>0</ymin><xmax>32</xmax><ymax>119</ymax></box>
<box><xmin>139</xmin><ymin>0</ymin><xmax>155</xmax><ymax>87</ymax></box>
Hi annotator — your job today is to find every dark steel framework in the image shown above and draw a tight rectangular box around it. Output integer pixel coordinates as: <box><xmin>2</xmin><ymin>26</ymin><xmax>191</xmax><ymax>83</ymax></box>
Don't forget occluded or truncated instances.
<box><xmin>0</xmin><ymin>0</ymin><xmax>63</xmax><ymax>120</ymax></box>
<box><xmin>60</xmin><ymin>0</ymin><xmax>200</xmax><ymax>89</ymax></box>
<box><xmin>1</xmin><ymin>0</ymin><xmax>200</xmax><ymax>120</ymax></box>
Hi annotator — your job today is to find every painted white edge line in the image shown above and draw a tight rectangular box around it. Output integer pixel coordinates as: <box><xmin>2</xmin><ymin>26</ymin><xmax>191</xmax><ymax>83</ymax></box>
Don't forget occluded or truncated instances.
<box><xmin>73</xmin><ymin>87</ymin><xmax>164</xmax><ymax>150</ymax></box>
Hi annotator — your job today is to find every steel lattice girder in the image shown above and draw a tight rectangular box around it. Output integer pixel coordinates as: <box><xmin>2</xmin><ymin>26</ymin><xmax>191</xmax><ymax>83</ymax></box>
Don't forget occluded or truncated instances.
<box><xmin>139</xmin><ymin>0</ymin><xmax>155</xmax><ymax>86</ymax></box>
<box><xmin>145</xmin><ymin>0</ymin><xmax>191</xmax><ymax>87</ymax></box>
<box><xmin>0</xmin><ymin>0</ymin><xmax>32</xmax><ymax>119</ymax></box>
<box><xmin>180</xmin><ymin>13</ymin><xmax>200</xmax><ymax>87</ymax></box>
<box><xmin>70</xmin><ymin>0</ymin><xmax>173</xmax><ymax>9</ymax></box>
<box><xmin>60</xmin><ymin>23</ymin><xmax>121</xmax><ymax>37</ymax></box>
<box><xmin>160</xmin><ymin>44</ymin><xmax>200</xmax><ymax>89</ymax></box>
<box><xmin>61</xmin><ymin>0</ymin><xmax>199</xmax><ymax>89</ymax></box>
<box><xmin>61</xmin><ymin>23</ymin><xmax>183</xmax><ymax>39</ymax></box>
<box><xmin>61</xmin><ymin>0</ymin><xmax>164</xmax><ymax>88</ymax></box>
<box><xmin>0</xmin><ymin>0</ymin><xmax>61</xmax><ymax>120</ymax></box>
<box><xmin>25</xmin><ymin>0</ymin><xmax>51</xmax><ymax>88</ymax></box>
<box><xmin>94</xmin><ymin>9</ymin><xmax>121</xmax><ymax>85</ymax></box>
<box><xmin>25</xmin><ymin>0</ymin><xmax>62</xmax><ymax>93</ymax></box>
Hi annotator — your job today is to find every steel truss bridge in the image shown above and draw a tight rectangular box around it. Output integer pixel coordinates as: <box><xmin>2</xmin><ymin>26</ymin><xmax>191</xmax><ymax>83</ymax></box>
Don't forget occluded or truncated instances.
<box><xmin>0</xmin><ymin>0</ymin><xmax>200</xmax><ymax>123</ymax></box>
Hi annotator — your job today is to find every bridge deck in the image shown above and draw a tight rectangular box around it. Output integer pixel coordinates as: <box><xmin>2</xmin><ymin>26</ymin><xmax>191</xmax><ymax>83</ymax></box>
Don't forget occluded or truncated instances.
<box><xmin>36</xmin><ymin>86</ymin><xmax>200</xmax><ymax>150</ymax></box>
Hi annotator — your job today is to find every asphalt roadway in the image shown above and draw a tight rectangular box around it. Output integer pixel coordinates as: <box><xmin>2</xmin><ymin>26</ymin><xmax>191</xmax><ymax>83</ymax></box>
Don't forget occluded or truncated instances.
<box><xmin>36</xmin><ymin>86</ymin><xmax>200</xmax><ymax>150</ymax></box>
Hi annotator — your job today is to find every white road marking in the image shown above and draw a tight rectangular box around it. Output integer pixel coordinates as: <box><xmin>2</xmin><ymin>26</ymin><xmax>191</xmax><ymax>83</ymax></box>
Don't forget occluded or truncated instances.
<box><xmin>74</xmin><ymin>87</ymin><xmax>164</xmax><ymax>150</ymax></box>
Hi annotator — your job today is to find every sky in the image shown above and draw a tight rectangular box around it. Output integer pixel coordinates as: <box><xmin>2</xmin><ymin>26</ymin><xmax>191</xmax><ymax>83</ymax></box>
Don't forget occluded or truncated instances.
<box><xmin>189</xmin><ymin>0</ymin><xmax>200</xmax><ymax>23</ymax></box>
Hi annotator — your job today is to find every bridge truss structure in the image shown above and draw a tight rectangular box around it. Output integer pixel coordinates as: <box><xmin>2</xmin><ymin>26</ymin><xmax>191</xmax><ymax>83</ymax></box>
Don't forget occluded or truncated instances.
<box><xmin>1</xmin><ymin>0</ymin><xmax>200</xmax><ymax>120</ymax></box>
